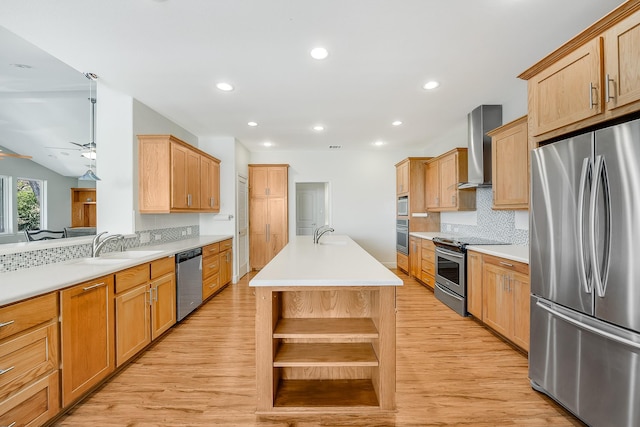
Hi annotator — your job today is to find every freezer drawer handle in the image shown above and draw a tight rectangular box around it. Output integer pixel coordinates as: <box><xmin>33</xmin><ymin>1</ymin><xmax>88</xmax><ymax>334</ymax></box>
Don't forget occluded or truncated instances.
<box><xmin>536</xmin><ymin>300</ymin><xmax>640</xmax><ymax>351</ymax></box>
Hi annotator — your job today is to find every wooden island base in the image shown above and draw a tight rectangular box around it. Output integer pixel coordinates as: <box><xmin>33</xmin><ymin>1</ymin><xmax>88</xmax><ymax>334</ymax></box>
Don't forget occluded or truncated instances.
<box><xmin>255</xmin><ymin>285</ymin><xmax>397</xmax><ymax>415</ymax></box>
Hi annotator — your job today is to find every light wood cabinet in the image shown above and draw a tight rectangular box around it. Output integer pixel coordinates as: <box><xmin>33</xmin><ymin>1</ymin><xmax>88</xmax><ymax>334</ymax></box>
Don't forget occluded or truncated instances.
<box><xmin>114</xmin><ymin>259</ymin><xmax>176</xmax><ymax>367</ymax></box>
<box><xmin>488</xmin><ymin>116</ymin><xmax>529</xmax><ymax>210</ymax></box>
<box><xmin>249</xmin><ymin>165</ymin><xmax>288</xmax><ymax>270</ymax></box>
<box><xmin>60</xmin><ymin>275</ymin><xmax>115</xmax><ymax>407</ymax></box>
<box><xmin>138</xmin><ymin>134</ymin><xmax>221</xmax><ymax>213</ymax></box>
<box><xmin>219</xmin><ymin>239</ymin><xmax>233</xmax><ymax>287</ymax></box>
<box><xmin>409</xmin><ymin>236</ymin><xmax>421</xmax><ymax>279</ymax></box>
<box><xmin>396</xmin><ymin>160</ymin><xmax>409</xmax><ymax>195</ymax></box>
<box><xmin>202</xmin><ymin>242</ymin><xmax>221</xmax><ymax>300</ymax></box>
<box><xmin>0</xmin><ymin>293</ymin><xmax>59</xmax><ymax>427</ymax></box>
<box><xmin>425</xmin><ymin>148</ymin><xmax>476</xmax><ymax>212</ymax></box>
<box><xmin>419</xmin><ymin>239</ymin><xmax>436</xmax><ymax>289</ymax></box>
<box><xmin>255</xmin><ymin>286</ymin><xmax>396</xmax><ymax>413</ymax></box>
<box><xmin>482</xmin><ymin>255</ymin><xmax>530</xmax><ymax>351</ymax></box>
<box><xmin>520</xmin><ymin>4</ymin><xmax>640</xmax><ymax>145</ymax></box>
<box><xmin>396</xmin><ymin>251</ymin><xmax>408</xmax><ymax>274</ymax></box>
<box><xmin>466</xmin><ymin>251</ymin><xmax>483</xmax><ymax>319</ymax></box>
<box><xmin>70</xmin><ymin>187</ymin><xmax>96</xmax><ymax>228</ymax></box>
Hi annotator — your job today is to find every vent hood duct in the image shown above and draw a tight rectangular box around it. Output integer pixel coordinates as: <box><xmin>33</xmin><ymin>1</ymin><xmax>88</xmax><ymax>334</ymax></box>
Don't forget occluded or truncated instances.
<box><xmin>458</xmin><ymin>105</ymin><xmax>502</xmax><ymax>189</ymax></box>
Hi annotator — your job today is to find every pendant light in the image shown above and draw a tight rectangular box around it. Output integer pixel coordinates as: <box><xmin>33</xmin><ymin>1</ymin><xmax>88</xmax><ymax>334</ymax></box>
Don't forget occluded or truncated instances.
<box><xmin>79</xmin><ymin>73</ymin><xmax>100</xmax><ymax>181</ymax></box>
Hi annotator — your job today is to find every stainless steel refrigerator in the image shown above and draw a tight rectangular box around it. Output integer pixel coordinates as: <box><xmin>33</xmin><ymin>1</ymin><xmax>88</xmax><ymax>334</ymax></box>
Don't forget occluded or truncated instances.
<box><xmin>530</xmin><ymin>117</ymin><xmax>640</xmax><ymax>427</ymax></box>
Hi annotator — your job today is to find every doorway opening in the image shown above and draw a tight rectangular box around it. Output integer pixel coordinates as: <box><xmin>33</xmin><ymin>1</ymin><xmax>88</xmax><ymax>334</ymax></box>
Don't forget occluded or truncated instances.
<box><xmin>295</xmin><ymin>182</ymin><xmax>329</xmax><ymax>236</ymax></box>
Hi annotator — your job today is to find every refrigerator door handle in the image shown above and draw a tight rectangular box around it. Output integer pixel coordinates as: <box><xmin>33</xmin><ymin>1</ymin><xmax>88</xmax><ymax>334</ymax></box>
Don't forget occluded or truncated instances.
<box><xmin>589</xmin><ymin>155</ymin><xmax>611</xmax><ymax>298</ymax></box>
<box><xmin>577</xmin><ymin>157</ymin><xmax>592</xmax><ymax>294</ymax></box>
<box><xmin>536</xmin><ymin>299</ymin><xmax>640</xmax><ymax>351</ymax></box>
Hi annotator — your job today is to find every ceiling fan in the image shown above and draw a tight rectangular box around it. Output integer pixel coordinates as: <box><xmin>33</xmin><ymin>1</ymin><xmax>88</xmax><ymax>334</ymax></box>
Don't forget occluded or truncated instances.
<box><xmin>46</xmin><ymin>96</ymin><xmax>97</xmax><ymax>155</ymax></box>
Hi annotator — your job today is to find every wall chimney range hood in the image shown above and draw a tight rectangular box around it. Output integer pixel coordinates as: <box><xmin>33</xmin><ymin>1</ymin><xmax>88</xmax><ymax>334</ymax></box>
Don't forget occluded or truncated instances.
<box><xmin>458</xmin><ymin>105</ymin><xmax>502</xmax><ymax>189</ymax></box>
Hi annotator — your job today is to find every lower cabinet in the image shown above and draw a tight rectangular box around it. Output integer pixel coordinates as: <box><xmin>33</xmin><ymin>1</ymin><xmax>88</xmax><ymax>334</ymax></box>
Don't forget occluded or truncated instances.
<box><xmin>481</xmin><ymin>255</ymin><xmax>530</xmax><ymax>351</ymax></box>
<box><xmin>60</xmin><ymin>275</ymin><xmax>115</xmax><ymax>407</ymax></box>
<box><xmin>466</xmin><ymin>251</ymin><xmax>483</xmax><ymax>318</ymax></box>
<box><xmin>0</xmin><ymin>292</ymin><xmax>59</xmax><ymax>427</ymax></box>
<box><xmin>419</xmin><ymin>239</ymin><xmax>436</xmax><ymax>289</ymax></box>
<box><xmin>396</xmin><ymin>252</ymin><xmax>408</xmax><ymax>273</ymax></box>
<box><xmin>219</xmin><ymin>239</ymin><xmax>233</xmax><ymax>287</ymax></box>
<box><xmin>115</xmin><ymin>257</ymin><xmax>176</xmax><ymax>367</ymax></box>
<box><xmin>409</xmin><ymin>236</ymin><xmax>422</xmax><ymax>278</ymax></box>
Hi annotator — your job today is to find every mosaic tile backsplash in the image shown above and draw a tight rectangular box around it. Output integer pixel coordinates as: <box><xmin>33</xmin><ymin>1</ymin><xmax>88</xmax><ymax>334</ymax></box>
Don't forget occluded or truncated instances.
<box><xmin>441</xmin><ymin>188</ymin><xmax>529</xmax><ymax>245</ymax></box>
<box><xmin>0</xmin><ymin>225</ymin><xmax>200</xmax><ymax>273</ymax></box>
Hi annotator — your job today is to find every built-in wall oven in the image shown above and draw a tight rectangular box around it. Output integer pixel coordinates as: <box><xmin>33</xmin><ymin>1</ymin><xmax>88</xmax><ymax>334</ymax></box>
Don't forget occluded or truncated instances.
<box><xmin>396</xmin><ymin>219</ymin><xmax>409</xmax><ymax>255</ymax></box>
<box><xmin>432</xmin><ymin>236</ymin><xmax>507</xmax><ymax>316</ymax></box>
<box><xmin>397</xmin><ymin>196</ymin><xmax>408</xmax><ymax>216</ymax></box>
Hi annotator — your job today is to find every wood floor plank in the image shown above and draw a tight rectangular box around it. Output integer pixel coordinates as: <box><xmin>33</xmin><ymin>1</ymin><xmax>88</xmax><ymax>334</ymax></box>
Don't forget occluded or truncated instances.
<box><xmin>54</xmin><ymin>270</ymin><xmax>584</xmax><ymax>426</ymax></box>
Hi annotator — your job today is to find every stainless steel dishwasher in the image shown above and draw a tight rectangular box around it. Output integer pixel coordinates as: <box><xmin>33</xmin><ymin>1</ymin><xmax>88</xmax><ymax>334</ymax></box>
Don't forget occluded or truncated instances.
<box><xmin>175</xmin><ymin>247</ymin><xmax>203</xmax><ymax>321</ymax></box>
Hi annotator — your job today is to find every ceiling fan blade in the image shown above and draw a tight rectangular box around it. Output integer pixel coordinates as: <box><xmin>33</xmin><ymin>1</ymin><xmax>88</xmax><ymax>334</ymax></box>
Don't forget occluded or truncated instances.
<box><xmin>69</xmin><ymin>141</ymin><xmax>87</xmax><ymax>148</ymax></box>
<box><xmin>46</xmin><ymin>146</ymin><xmax>81</xmax><ymax>150</ymax></box>
<box><xmin>0</xmin><ymin>152</ymin><xmax>32</xmax><ymax>159</ymax></box>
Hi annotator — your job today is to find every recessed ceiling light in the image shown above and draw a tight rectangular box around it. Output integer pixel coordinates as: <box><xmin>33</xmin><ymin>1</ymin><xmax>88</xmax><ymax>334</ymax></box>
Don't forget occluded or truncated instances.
<box><xmin>263</xmin><ymin>141</ymin><xmax>273</xmax><ymax>147</ymax></box>
<box><xmin>313</xmin><ymin>125</ymin><xmax>325</xmax><ymax>132</ymax></box>
<box><xmin>373</xmin><ymin>141</ymin><xmax>386</xmax><ymax>146</ymax></box>
<box><xmin>216</xmin><ymin>82</ymin><xmax>234</xmax><ymax>92</ymax></box>
<box><xmin>248</xmin><ymin>121</ymin><xmax>258</xmax><ymax>127</ymax></box>
<box><xmin>423</xmin><ymin>81</ymin><xmax>440</xmax><ymax>90</ymax></box>
<box><xmin>10</xmin><ymin>63</ymin><xmax>32</xmax><ymax>69</ymax></box>
<box><xmin>329</xmin><ymin>145</ymin><xmax>341</xmax><ymax>149</ymax></box>
<box><xmin>59</xmin><ymin>151</ymin><xmax>70</xmax><ymax>156</ymax></box>
<box><xmin>310</xmin><ymin>47</ymin><xmax>329</xmax><ymax>60</ymax></box>
<box><xmin>392</xmin><ymin>120</ymin><xmax>403</xmax><ymax>126</ymax></box>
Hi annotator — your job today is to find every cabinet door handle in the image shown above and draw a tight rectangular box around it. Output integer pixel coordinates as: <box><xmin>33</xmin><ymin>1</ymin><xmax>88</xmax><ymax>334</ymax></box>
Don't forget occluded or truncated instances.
<box><xmin>148</xmin><ymin>288</ymin><xmax>153</xmax><ymax>306</ymax></box>
<box><xmin>153</xmin><ymin>286</ymin><xmax>158</xmax><ymax>302</ymax></box>
<box><xmin>0</xmin><ymin>320</ymin><xmax>15</xmax><ymax>328</ymax></box>
<box><xmin>589</xmin><ymin>82</ymin><xmax>598</xmax><ymax>109</ymax></box>
<box><xmin>266</xmin><ymin>224</ymin><xmax>270</xmax><ymax>242</ymax></box>
<box><xmin>0</xmin><ymin>366</ymin><xmax>15</xmax><ymax>375</ymax></box>
<box><xmin>210</xmin><ymin>197</ymin><xmax>215</xmax><ymax>207</ymax></box>
<box><xmin>605</xmin><ymin>74</ymin><xmax>615</xmax><ymax>102</ymax></box>
<box><xmin>451</xmin><ymin>194</ymin><xmax>456</xmax><ymax>205</ymax></box>
<box><xmin>499</xmin><ymin>261</ymin><xmax>513</xmax><ymax>267</ymax></box>
<box><xmin>187</xmin><ymin>194</ymin><xmax>192</xmax><ymax>207</ymax></box>
<box><xmin>83</xmin><ymin>282</ymin><xmax>105</xmax><ymax>291</ymax></box>
<box><xmin>7</xmin><ymin>422</ymin><xmax>16</xmax><ymax>427</ymax></box>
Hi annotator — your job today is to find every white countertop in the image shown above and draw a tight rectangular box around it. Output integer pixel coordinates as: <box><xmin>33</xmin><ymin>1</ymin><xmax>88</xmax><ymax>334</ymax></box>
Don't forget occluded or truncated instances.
<box><xmin>466</xmin><ymin>245</ymin><xmax>529</xmax><ymax>264</ymax></box>
<box><xmin>409</xmin><ymin>231</ymin><xmax>456</xmax><ymax>240</ymax></box>
<box><xmin>250</xmin><ymin>235</ymin><xmax>402</xmax><ymax>287</ymax></box>
<box><xmin>0</xmin><ymin>235</ymin><xmax>232</xmax><ymax>306</ymax></box>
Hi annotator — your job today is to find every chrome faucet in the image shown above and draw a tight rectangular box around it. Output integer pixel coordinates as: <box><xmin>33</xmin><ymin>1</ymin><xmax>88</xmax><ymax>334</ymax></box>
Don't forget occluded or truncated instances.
<box><xmin>313</xmin><ymin>225</ymin><xmax>334</xmax><ymax>244</ymax></box>
<box><xmin>92</xmin><ymin>232</ymin><xmax>125</xmax><ymax>257</ymax></box>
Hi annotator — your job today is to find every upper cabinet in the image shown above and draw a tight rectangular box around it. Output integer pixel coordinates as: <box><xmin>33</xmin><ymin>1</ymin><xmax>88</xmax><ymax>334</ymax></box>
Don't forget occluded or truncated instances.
<box><xmin>394</xmin><ymin>157</ymin><xmax>430</xmax><ymax>214</ymax></box>
<box><xmin>396</xmin><ymin>160</ymin><xmax>410</xmax><ymax>195</ymax></box>
<box><xmin>520</xmin><ymin>3</ymin><xmax>640</xmax><ymax>145</ymax></box>
<box><xmin>488</xmin><ymin>116</ymin><xmax>529</xmax><ymax>210</ymax></box>
<box><xmin>70</xmin><ymin>187</ymin><xmax>97</xmax><ymax>227</ymax></box>
<box><xmin>138</xmin><ymin>135</ymin><xmax>221</xmax><ymax>214</ymax></box>
<box><xmin>425</xmin><ymin>148</ymin><xmax>475</xmax><ymax>212</ymax></box>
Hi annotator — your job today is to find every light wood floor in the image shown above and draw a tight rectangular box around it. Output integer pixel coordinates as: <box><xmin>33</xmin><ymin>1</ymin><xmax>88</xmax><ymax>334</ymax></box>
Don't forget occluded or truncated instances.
<box><xmin>54</xmin><ymin>270</ymin><xmax>583</xmax><ymax>426</ymax></box>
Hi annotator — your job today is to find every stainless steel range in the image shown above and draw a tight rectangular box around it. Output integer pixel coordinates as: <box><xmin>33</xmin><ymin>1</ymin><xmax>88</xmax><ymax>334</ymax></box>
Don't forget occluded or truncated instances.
<box><xmin>432</xmin><ymin>236</ymin><xmax>507</xmax><ymax>316</ymax></box>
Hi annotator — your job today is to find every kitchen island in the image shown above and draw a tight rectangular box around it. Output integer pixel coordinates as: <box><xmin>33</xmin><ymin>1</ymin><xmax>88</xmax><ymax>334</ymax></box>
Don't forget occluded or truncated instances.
<box><xmin>250</xmin><ymin>235</ymin><xmax>402</xmax><ymax>414</ymax></box>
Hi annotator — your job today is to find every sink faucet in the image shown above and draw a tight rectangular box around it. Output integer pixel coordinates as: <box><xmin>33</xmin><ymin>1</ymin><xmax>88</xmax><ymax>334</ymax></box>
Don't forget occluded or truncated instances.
<box><xmin>313</xmin><ymin>225</ymin><xmax>334</xmax><ymax>244</ymax></box>
<box><xmin>92</xmin><ymin>232</ymin><xmax>125</xmax><ymax>257</ymax></box>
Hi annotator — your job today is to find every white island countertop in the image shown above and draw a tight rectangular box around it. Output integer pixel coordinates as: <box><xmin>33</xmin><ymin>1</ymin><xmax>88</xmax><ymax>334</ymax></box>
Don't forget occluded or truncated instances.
<box><xmin>0</xmin><ymin>235</ymin><xmax>232</xmax><ymax>306</ymax></box>
<box><xmin>250</xmin><ymin>235</ymin><xmax>402</xmax><ymax>287</ymax></box>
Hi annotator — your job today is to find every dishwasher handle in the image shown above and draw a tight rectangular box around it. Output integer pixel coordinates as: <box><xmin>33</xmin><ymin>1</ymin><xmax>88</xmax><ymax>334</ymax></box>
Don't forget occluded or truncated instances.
<box><xmin>175</xmin><ymin>247</ymin><xmax>203</xmax><ymax>263</ymax></box>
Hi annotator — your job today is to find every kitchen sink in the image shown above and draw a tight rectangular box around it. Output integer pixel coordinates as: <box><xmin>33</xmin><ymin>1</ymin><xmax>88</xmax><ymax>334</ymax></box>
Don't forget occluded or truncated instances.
<box><xmin>100</xmin><ymin>250</ymin><xmax>164</xmax><ymax>259</ymax></box>
<box><xmin>72</xmin><ymin>257</ymin><xmax>127</xmax><ymax>265</ymax></box>
<box><xmin>319</xmin><ymin>240</ymin><xmax>347</xmax><ymax>246</ymax></box>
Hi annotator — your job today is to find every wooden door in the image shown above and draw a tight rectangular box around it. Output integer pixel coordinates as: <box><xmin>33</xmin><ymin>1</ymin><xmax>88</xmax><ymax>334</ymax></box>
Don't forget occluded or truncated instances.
<box><xmin>396</xmin><ymin>161</ymin><xmax>409</xmax><ymax>195</ymax></box>
<box><xmin>511</xmin><ymin>271</ymin><xmax>530</xmax><ymax>352</ymax></box>
<box><xmin>250</xmin><ymin>197</ymin><xmax>268</xmax><ymax>269</ymax></box>
<box><xmin>170</xmin><ymin>143</ymin><xmax>189</xmax><ymax>209</ymax></box>
<box><xmin>60</xmin><ymin>275</ymin><xmax>114</xmax><ymax>407</ymax></box>
<box><xmin>115</xmin><ymin>283</ymin><xmax>151</xmax><ymax>367</ymax></box>
<box><xmin>186</xmin><ymin>150</ymin><xmax>201</xmax><ymax>209</ymax></box>
<box><xmin>200</xmin><ymin>157</ymin><xmax>220</xmax><ymax>212</ymax></box>
<box><xmin>425</xmin><ymin>160</ymin><xmax>440</xmax><ymax>209</ymax></box>
<box><xmin>482</xmin><ymin>264</ymin><xmax>511</xmax><ymax>339</ymax></box>
<box><xmin>604</xmin><ymin>12</ymin><xmax>640</xmax><ymax>111</ymax></box>
<box><xmin>220</xmin><ymin>249</ymin><xmax>232</xmax><ymax>286</ymax></box>
<box><xmin>409</xmin><ymin>237</ymin><xmax>421</xmax><ymax>278</ymax></box>
<box><xmin>492</xmin><ymin>117</ymin><xmax>529</xmax><ymax>209</ymax></box>
<box><xmin>466</xmin><ymin>251</ymin><xmax>483</xmax><ymax>319</ymax></box>
<box><xmin>438</xmin><ymin>153</ymin><xmax>458</xmax><ymax>209</ymax></box>
<box><xmin>250</xmin><ymin>167</ymin><xmax>269</xmax><ymax>198</ymax></box>
<box><xmin>529</xmin><ymin>37</ymin><xmax>602</xmax><ymax>136</ymax></box>
<box><xmin>151</xmin><ymin>273</ymin><xmax>176</xmax><ymax>340</ymax></box>
<box><xmin>267</xmin><ymin>167</ymin><xmax>287</xmax><ymax>197</ymax></box>
<box><xmin>268</xmin><ymin>197</ymin><xmax>288</xmax><ymax>261</ymax></box>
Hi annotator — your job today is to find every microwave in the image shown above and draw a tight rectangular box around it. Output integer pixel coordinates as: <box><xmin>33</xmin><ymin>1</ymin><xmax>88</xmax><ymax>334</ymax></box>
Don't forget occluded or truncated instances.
<box><xmin>397</xmin><ymin>196</ymin><xmax>408</xmax><ymax>216</ymax></box>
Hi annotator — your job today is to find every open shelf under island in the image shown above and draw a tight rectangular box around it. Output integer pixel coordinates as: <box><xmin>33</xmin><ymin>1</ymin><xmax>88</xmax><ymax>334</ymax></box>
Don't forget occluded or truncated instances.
<box><xmin>250</xmin><ymin>235</ymin><xmax>402</xmax><ymax>414</ymax></box>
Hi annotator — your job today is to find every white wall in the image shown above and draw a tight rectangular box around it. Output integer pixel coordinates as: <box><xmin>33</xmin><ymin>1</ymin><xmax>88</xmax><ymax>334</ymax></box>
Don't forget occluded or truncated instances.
<box><xmin>249</xmin><ymin>149</ymin><xmax>421</xmax><ymax>266</ymax></box>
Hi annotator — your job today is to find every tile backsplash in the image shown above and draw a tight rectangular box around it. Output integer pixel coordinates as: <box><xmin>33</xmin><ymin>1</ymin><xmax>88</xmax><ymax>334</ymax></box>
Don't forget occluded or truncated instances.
<box><xmin>0</xmin><ymin>225</ymin><xmax>200</xmax><ymax>273</ymax></box>
<box><xmin>441</xmin><ymin>188</ymin><xmax>529</xmax><ymax>245</ymax></box>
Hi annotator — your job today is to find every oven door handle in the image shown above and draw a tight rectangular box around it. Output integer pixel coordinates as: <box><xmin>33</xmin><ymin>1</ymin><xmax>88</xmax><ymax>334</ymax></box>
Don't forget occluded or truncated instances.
<box><xmin>435</xmin><ymin>247</ymin><xmax>464</xmax><ymax>258</ymax></box>
<box><xmin>436</xmin><ymin>282</ymin><xmax>463</xmax><ymax>300</ymax></box>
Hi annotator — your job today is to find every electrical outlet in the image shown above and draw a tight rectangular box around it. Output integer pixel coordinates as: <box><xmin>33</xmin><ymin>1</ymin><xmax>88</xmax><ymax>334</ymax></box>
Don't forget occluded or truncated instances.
<box><xmin>181</xmin><ymin>230</ymin><xmax>186</xmax><ymax>236</ymax></box>
<box><xmin>187</xmin><ymin>227</ymin><xmax>192</xmax><ymax>235</ymax></box>
<box><xmin>446</xmin><ymin>224</ymin><xmax>452</xmax><ymax>231</ymax></box>
<box><xmin>139</xmin><ymin>232</ymin><xmax>151</xmax><ymax>244</ymax></box>
<box><xmin>453</xmin><ymin>227</ymin><xmax>459</xmax><ymax>233</ymax></box>
<box><xmin>154</xmin><ymin>234</ymin><xmax>162</xmax><ymax>241</ymax></box>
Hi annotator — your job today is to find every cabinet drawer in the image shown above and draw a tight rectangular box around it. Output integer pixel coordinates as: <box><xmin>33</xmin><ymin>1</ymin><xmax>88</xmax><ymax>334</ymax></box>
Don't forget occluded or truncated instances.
<box><xmin>219</xmin><ymin>239</ymin><xmax>232</xmax><ymax>251</ymax></box>
<box><xmin>0</xmin><ymin>370</ymin><xmax>59</xmax><ymax>427</ymax></box>
<box><xmin>203</xmin><ymin>257</ymin><xmax>220</xmax><ymax>279</ymax></box>
<box><xmin>151</xmin><ymin>256</ymin><xmax>174</xmax><ymax>280</ymax></box>
<box><xmin>202</xmin><ymin>274</ymin><xmax>220</xmax><ymax>300</ymax></box>
<box><xmin>420</xmin><ymin>271</ymin><xmax>435</xmax><ymax>289</ymax></box>
<box><xmin>421</xmin><ymin>239</ymin><xmax>435</xmax><ymax>253</ymax></box>
<box><xmin>422</xmin><ymin>258</ymin><xmax>435</xmax><ymax>276</ymax></box>
<box><xmin>115</xmin><ymin>264</ymin><xmax>149</xmax><ymax>294</ymax></box>
<box><xmin>0</xmin><ymin>293</ymin><xmax>57</xmax><ymax>341</ymax></box>
<box><xmin>483</xmin><ymin>254</ymin><xmax>528</xmax><ymax>275</ymax></box>
<box><xmin>203</xmin><ymin>242</ymin><xmax>220</xmax><ymax>257</ymax></box>
<box><xmin>0</xmin><ymin>322</ymin><xmax>58</xmax><ymax>401</ymax></box>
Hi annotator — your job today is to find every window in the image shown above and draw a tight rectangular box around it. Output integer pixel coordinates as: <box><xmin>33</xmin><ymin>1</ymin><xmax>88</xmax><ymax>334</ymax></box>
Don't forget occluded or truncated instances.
<box><xmin>17</xmin><ymin>178</ymin><xmax>45</xmax><ymax>231</ymax></box>
<box><xmin>0</xmin><ymin>176</ymin><xmax>8</xmax><ymax>234</ymax></box>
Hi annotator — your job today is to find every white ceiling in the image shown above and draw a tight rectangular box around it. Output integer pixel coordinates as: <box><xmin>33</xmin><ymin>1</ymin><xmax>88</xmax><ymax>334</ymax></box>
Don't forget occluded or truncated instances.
<box><xmin>0</xmin><ymin>0</ymin><xmax>627</xmax><ymax>175</ymax></box>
